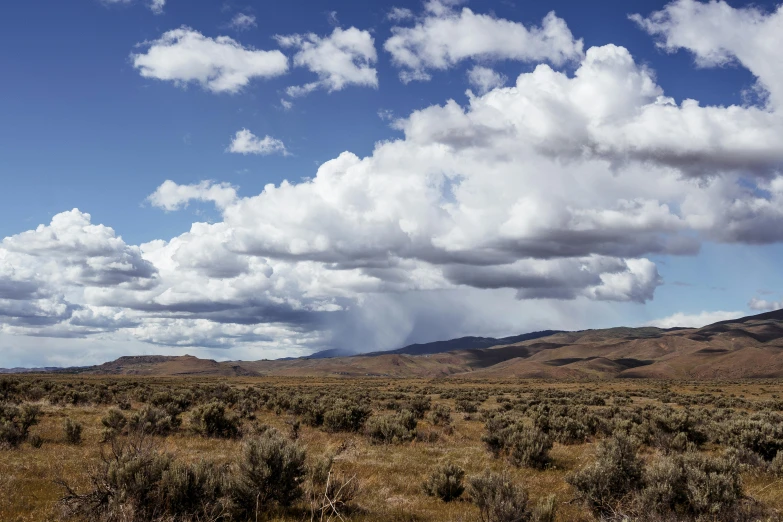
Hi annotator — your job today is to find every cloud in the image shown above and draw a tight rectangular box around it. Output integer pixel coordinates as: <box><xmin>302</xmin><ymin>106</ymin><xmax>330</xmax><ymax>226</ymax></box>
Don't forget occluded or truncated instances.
<box><xmin>467</xmin><ymin>65</ymin><xmax>507</xmax><ymax>94</ymax></box>
<box><xmin>749</xmin><ymin>297</ymin><xmax>783</xmax><ymax>311</ymax></box>
<box><xmin>131</xmin><ymin>27</ymin><xmax>288</xmax><ymax>93</ymax></box>
<box><xmin>399</xmin><ymin>44</ymin><xmax>783</xmax><ymax>179</ymax></box>
<box><xmin>99</xmin><ymin>0</ymin><xmax>163</xmax><ymax>15</ymax></box>
<box><xmin>149</xmin><ymin>0</ymin><xmax>164</xmax><ymax>14</ymax></box>
<box><xmin>2</xmin><ymin>210</ymin><xmax>157</xmax><ymax>287</ymax></box>
<box><xmin>276</xmin><ymin>27</ymin><xmax>377</xmax><ymax>96</ymax></box>
<box><xmin>229</xmin><ymin>13</ymin><xmax>256</xmax><ymax>31</ymax></box>
<box><xmin>631</xmin><ymin>0</ymin><xmax>783</xmax><ymax>108</ymax></box>
<box><xmin>646</xmin><ymin>310</ymin><xmax>745</xmax><ymax>328</ymax></box>
<box><xmin>147</xmin><ymin>180</ymin><xmax>237</xmax><ymax>211</ymax></box>
<box><xmin>227</xmin><ymin>129</ymin><xmax>288</xmax><ymax>156</ymax></box>
<box><xmin>385</xmin><ymin>1</ymin><xmax>583</xmax><ymax>82</ymax></box>
<box><xmin>7</xmin><ymin>4</ymin><xmax>783</xmax><ymax>362</ymax></box>
<box><xmin>387</xmin><ymin>7</ymin><xmax>414</xmax><ymax>22</ymax></box>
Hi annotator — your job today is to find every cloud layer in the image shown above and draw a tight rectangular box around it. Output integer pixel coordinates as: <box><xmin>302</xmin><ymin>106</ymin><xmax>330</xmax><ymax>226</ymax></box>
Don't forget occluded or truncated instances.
<box><xmin>4</xmin><ymin>0</ymin><xmax>783</xmax><ymax>364</ymax></box>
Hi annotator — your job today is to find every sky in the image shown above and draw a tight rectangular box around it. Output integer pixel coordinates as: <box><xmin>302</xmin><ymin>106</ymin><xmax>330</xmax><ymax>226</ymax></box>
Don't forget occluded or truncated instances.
<box><xmin>1</xmin><ymin>0</ymin><xmax>783</xmax><ymax>367</ymax></box>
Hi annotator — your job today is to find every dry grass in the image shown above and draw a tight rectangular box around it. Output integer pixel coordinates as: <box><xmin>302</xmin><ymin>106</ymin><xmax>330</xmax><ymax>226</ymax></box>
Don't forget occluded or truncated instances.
<box><xmin>3</xmin><ymin>376</ymin><xmax>783</xmax><ymax>521</ymax></box>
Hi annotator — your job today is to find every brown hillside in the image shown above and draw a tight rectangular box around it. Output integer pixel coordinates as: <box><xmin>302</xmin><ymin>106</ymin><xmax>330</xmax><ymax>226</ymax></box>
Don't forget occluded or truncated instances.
<box><xmin>70</xmin><ymin>309</ymin><xmax>783</xmax><ymax>379</ymax></box>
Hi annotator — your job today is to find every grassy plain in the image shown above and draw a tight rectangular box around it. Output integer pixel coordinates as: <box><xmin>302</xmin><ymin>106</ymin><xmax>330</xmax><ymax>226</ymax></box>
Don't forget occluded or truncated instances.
<box><xmin>3</xmin><ymin>376</ymin><xmax>783</xmax><ymax>521</ymax></box>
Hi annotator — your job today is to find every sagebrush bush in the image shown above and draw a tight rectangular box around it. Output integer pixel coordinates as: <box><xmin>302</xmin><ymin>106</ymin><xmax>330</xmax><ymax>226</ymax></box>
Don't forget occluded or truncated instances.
<box><xmin>407</xmin><ymin>395</ymin><xmax>431</xmax><ymax>419</ymax></box>
<box><xmin>455</xmin><ymin>399</ymin><xmax>479</xmax><ymax>413</ymax></box>
<box><xmin>429</xmin><ymin>404</ymin><xmax>452</xmax><ymax>426</ymax></box>
<box><xmin>323</xmin><ymin>400</ymin><xmax>371</xmax><ymax>432</ymax></box>
<box><xmin>63</xmin><ymin>418</ymin><xmax>83</xmax><ymax>445</ymax></box>
<box><xmin>637</xmin><ymin>451</ymin><xmax>743</xmax><ymax>519</ymax></box>
<box><xmin>58</xmin><ymin>434</ymin><xmax>230</xmax><ymax>521</ymax></box>
<box><xmin>469</xmin><ymin>470</ymin><xmax>531</xmax><ymax>522</ymax></box>
<box><xmin>365</xmin><ymin>410</ymin><xmax>417</xmax><ymax>444</ymax></box>
<box><xmin>482</xmin><ymin>415</ymin><xmax>512</xmax><ymax>457</ymax></box>
<box><xmin>721</xmin><ymin>418</ymin><xmax>783</xmax><ymax>461</ymax></box>
<box><xmin>567</xmin><ymin>433</ymin><xmax>642</xmax><ymax>515</ymax></box>
<box><xmin>423</xmin><ymin>462</ymin><xmax>465</xmax><ymax>502</ymax></box>
<box><xmin>100</xmin><ymin>408</ymin><xmax>127</xmax><ymax>442</ymax></box>
<box><xmin>189</xmin><ymin>401</ymin><xmax>240</xmax><ymax>438</ymax></box>
<box><xmin>770</xmin><ymin>449</ymin><xmax>783</xmax><ymax>477</ymax></box>
<box><xmin>129</xmin><ymin>406</ymin><xmax>179</xmax><ymax>436</ymax></box>
<box><xmin>230</xmin><ymin>427</ymin><xmax>307</xmax><ymax>516</ymax></box>
<box><xmin>507</xmin><ymin>427</ymin><xmax>552</xmax><ymax>469</ymax></box>
<box><xmin>0</xmin><ymin>402</ymin><xmax>40</xmax><ymax>449</ymax></box>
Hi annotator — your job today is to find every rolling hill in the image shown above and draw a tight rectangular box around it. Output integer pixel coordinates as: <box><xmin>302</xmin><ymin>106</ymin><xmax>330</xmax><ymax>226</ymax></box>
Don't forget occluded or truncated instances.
<box><xmin>6</xmin><ymin>309</ymin><xmax>783</xmax><ymax>379</ymax></box>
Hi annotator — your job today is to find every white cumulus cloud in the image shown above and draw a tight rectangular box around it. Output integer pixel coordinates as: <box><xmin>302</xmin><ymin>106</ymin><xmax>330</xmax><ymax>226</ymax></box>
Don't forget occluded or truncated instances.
<box><xmin>131</xmin><ymin>27</ymin><xmax>288</xmax><ymax>93</ymax></box>
<box><xmin>147</xmin><ymin>180</ymin><xmax>238</xmax><ymax>211</ymax></box>
<box><xmin>749</xmin><ymin>297</ymin><xmax>783</xmax><ymax>311</ymax></box>
<box><xmin>276</xmin><ymin>27</ymin><xmax>378</xmax><ymax>97</ymax></box>
<box><xmin>385</xmin><ymin>1</ymin><xmax>583</xmax><ymax>82</ymax></box>
<box><xmin>227</xmin><ymin>129</ymin><xmax>288</xmax><ymax>156</ymax></box>
<box><xmin>632</xmin><ymin>0</ymin><xmax>783</xmax><ymax>108</ymax></box>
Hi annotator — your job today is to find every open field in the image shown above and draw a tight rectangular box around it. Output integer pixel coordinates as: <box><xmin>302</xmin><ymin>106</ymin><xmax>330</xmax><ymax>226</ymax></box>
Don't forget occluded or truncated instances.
<box><xmin>4</xmin><ymin>376</ymin><xmax>783</xmax><ymax>521</ymax></box>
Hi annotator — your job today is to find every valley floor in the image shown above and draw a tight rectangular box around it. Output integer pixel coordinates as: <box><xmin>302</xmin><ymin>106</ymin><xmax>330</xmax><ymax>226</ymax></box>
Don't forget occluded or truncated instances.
<box><xmin>3</xmin><ymin>376</ymin><xmax>783</xmax><ymax>521</ymax></box>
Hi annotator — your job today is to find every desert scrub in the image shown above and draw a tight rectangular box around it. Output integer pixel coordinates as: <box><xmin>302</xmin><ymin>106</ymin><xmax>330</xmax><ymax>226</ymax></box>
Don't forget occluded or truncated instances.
<box><xmin>567</xmin><ymin>433</ymin><xmax>643</xmax><ymax>515</ymax></box>
<box><xmin>58</xmin><ymin>434</ymin><xmax>230</xmax><ymax>521</ymax></box>
<box><xmin>507</xmin><ymin>426</ymin><xmax>552</xmax><ymax>469</ymax></box>
<box><xmin>637</xmin><ymin>450</ymin><xmax>743</xmax><ymax>520</ymax></box>
<box><xmin>229</xmin><ymin>427</ymin><xmax>307</xmax><ymax>516</ymax></box>
<box><xmin>469</xmin><ymin>470</ymin><xmax>532</xmax><ymax>522</ymax></box>
<box><xmin>0</xmin><ymin>402</ymin><xmax>40</xmax><ymax>448</ymax></box>
<box><xmin>423</xmin><ymin>462</ymin><xmax>465</xmax><ymax>501</ymax></box>
<box><xmin>365</xmin><ymin>410</ymin><xmax>417</xmax><ymax>444</ymax></box>
<box><xmin>63</xmin><ymin>418</ymin><xmax>83</xmax><ymax>445</ymax></box>
<box><xmin>100</xmin><ymin>408</ymin><xmax>127</xmax><ymax>441</ymax></box>
<box><xmin>429</xmin><ymin>404</ymin><xmax>452</xmax><ymax>426</ymax></box>
<box><xmin>322</xmin><ymin>400</ymin><xmax>371</xmax><ymax>432</ymax></box>
<box><xmin>189</xmin><ymin>400</ymin><xmax>241</xmax><ymax>438</ymax></box>
<box><xmin>129</xmin><ymin>405</ymin><xmax>179</xmax><ymax>436</ymax></box>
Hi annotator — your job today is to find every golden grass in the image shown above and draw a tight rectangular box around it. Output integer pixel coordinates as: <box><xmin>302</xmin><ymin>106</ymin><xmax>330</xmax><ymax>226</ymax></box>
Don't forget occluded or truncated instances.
<box><xmin>3</xmin><ymin>377</ymin><xmax>783</xmax><ymax>521</ymax></box>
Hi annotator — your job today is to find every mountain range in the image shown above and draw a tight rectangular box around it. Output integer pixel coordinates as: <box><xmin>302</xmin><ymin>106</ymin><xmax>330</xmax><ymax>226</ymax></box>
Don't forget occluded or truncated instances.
<box><xmin>4</xmin><ymin>310</ymin><xmax>783</xmax><ymax>379</ymax></box>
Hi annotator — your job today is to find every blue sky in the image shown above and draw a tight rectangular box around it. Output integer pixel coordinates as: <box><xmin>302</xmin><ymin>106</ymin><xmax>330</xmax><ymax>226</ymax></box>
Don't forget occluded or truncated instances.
<box><xmin>1</xmin><ymin>0</ymin><xmax>782</xmax><ymax>366</ymax></box>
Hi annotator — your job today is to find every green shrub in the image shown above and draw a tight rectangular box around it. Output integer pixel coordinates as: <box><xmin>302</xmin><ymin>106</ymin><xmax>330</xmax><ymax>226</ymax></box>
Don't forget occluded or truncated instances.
<box><xmin>407</xmin><ymin>395</ymin><xmax>431</xmax><ymax>419</ymax></box>
<box><xmin>638</xmin><ymin>451</ymin><xmax>743</xmax><ymax>518</ymax></box>
<box><xmin>189</xmin><ymin>401</ymin><xmax>240</xmax><ymax>438</ymax></box>
<box><xmin>567</xmin><ymin>433</ymin><xmax>642</xmax><ymax>515</ymax></box>
<box><xmin>721</xmin><ymin>419</ymin><xmax>783</xmax><ymax>461</ymax></box>
<box><xmin>429</xmin><ymin>404</ymin><xmax>452</xmax><ymax>426</ymax></box>
<box><xmin>129</xmin><ymin>406</ymin><xmax>179</xmax><ymax>436</ymax></box>
<box><xmin>0</xmin><ymin>403</ymin><xmax>40</xmax><ymax>448</ymax></box>
<box><xmin>365</xmin><ymin>410</ymin><xmax>417</xmax><ymax>444</ymax></box>
<box><xmin>63</xmin><ymin>418</ymin><xmax>83</xmax><ymax>445</ymax></box>
<box><xmin>323</xmin><ymin>400</ymin><xmax>371</xmax><ymax>432</ymax></box>
<box><xmin>229</xmin><ymin>427</ymin><xmax>307</xmax><ymax>516</ymax></box>
<box><xmin>423</xmin><ymin>462</ymin><xmax>465</xmax><ymax>502</ymax></box>
<box><xmin>456</xmin><ymin>399</ymin><xmax>479</xmax><ymax>413</ymax></box>
<box><xmin>58</xmin><ymin>434</ymin><xmax>229</xmax><ymax>521</ymax></box>
<box><xmin>507</xmin><ymin>427</ymin><xmax>552</xmax><ymax>469</ymax></box>
<box><xmin>482</xmin><ymin>415</ymin><xmax>512</xmax><ymax>457</ymax></box>
<box><xmin>100</xmin><ymin>408</ymin><xmax>127</xmax><ymax>442</ymax></box>
<box><xmin>469</xmin><ymin>470</ymin><xmax>531</xmax><ymax>522</ymax></box>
